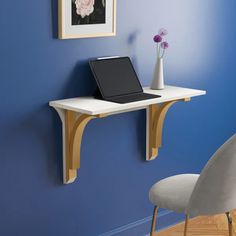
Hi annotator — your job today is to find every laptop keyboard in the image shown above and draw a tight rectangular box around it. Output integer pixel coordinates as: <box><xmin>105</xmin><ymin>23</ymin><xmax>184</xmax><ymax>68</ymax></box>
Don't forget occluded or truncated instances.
<box><xmin>107</xmin><ymin>93</ymin><xmax>161</xmax><ymax>104</ymax></box>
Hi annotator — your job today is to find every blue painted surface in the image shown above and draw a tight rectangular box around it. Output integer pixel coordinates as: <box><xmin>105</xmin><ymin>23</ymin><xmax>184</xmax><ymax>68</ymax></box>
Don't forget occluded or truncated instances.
<box><xmin>0</xmin><ymin>0</ymin><xmax>236</xmax><ymax>235</ymax></box>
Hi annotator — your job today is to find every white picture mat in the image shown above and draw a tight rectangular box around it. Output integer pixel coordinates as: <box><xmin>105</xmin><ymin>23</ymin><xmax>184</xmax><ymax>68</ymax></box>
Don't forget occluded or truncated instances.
<box><xmin>64</xmin><ymin>0</ymin><xmax>114</xmax><ymax>36</ymax></box>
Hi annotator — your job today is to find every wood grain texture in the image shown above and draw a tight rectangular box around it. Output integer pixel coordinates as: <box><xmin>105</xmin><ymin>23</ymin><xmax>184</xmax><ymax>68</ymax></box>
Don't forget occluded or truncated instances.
<box><xmin>148</xmin><ymin>104</ymin><xmax>159</xmax><ymax>160</ymax></box>
<box><xmin>147</xmin><ymin>98</ymin><xmax>190</xmax><ymax>161</ymax></box>
<box><xmin>65</xmin><ymin>111</ymin><xmax>106</xmax><ymax>183</ymax></box>
<box><xmin>65</xmin><ymin>110</ymin><xmax>77</xmax><ymax>184</ymax></box>
<box><xmin>156</xmin><ymin>211</ymin><xmax>236</xmax><ymax>236</ymax></box>
<box><xmin>70</xmin><ymin>114</ymin><xmax>96</xmax><ymax>169</ymax></box>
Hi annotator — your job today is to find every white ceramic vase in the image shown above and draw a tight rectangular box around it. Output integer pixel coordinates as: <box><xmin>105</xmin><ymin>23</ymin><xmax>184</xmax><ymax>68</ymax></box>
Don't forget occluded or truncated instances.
<box><xmin>151</xmin><ymin>57</ymin><xmax>164</xmax><ymax>90</ymax></box>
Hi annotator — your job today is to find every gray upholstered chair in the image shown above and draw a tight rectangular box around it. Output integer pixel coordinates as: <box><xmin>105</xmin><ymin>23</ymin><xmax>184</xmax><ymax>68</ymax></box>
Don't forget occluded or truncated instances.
<box><xmin>149</xmin><ymin>134</ymin><xmax>236</xmax><ymax>236</ymax></box>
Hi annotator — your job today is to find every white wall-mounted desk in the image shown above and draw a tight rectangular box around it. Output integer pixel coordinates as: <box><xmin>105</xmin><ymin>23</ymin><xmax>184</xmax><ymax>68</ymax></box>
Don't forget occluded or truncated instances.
<box><xmin>49</xmin><ymin>85</ymin><xmax>206</xmax><ymax>184</ymax></box>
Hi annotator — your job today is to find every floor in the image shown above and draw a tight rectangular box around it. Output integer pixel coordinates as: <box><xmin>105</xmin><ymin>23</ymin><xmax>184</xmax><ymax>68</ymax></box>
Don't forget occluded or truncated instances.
<box><xmin>156</xmin><ymin>211</ymin><xmax>236</xmax><ymax>236</ymax></box>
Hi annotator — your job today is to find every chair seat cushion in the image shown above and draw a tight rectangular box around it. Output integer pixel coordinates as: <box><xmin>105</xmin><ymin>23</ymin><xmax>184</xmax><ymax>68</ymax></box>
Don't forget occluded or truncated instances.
<box><xmin>149</xmin><ymin>174</ymin><xmax>199</xmax><ymax>213</ymax></box>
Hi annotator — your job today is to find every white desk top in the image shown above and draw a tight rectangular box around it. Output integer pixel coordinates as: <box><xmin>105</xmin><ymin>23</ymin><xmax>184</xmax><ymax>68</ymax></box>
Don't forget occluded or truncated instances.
<box><xmin>49</xmin><ymin>85</ymin><xmax>206</xmax><ymax>115</ymax></box>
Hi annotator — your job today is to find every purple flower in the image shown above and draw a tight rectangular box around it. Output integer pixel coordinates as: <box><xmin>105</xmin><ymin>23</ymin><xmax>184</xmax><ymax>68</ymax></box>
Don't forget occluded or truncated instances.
<box><xmin>161</xmin><ymin>41</ymin><xmax>169</xmax><ymax>49</ymax></box>
<box><xmin>153</xmin><ymin>35</ymin><xmax>162</xmax><ymax>43</ymax></box>
<box><xmin>159</xmin><ymin>28</ymin><xmax>168</xmax><ymax>36</ymax></box>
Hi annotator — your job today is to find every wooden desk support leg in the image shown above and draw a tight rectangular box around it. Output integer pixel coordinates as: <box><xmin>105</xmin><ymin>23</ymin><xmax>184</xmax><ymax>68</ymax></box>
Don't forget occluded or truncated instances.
<box><xmin>55</xmin><ymin>108</ymin><xmax>105</xmax><ymax>184</ymax></box>
<box><xmin>146</xmin><ymin>98</ymin><xmax>190</xmax><ymax>161</ymax></box>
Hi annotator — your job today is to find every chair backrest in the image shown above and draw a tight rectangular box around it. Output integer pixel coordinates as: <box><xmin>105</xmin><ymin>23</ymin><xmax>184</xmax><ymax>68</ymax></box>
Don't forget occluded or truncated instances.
<box><xmin>186</xmin><ymin>134</ymin><xmax>236</xmax><ymax>217</ymax></box>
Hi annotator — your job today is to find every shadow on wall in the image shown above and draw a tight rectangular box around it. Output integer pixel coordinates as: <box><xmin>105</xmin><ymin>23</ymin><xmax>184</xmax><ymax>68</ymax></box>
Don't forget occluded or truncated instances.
<box><xmin>51</xmin><ymin>0</ymin><xmax>58</xmax><ymax>39</ymax></box>
<box><xmin>137</xmin><ymin>111</ymin><xmax>147</xmax><ymax>162</ymax></box>
<box><xmin>60</xmin><ymin>60</ymin><xmax>97</xmax><ymax>99</ymax></box>
<box><xmin>127</xmin><ymin>30</ymin><xmax>140</xmax><ymax>75</ymax></box>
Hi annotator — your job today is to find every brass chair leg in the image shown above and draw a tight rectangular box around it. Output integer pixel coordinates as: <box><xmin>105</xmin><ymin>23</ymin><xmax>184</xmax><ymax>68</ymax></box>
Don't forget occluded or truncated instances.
<box><xmin>150</xmin><ymin>206</ymin><xmax>159</xmax><ymax>236</ymax></box>
<box><xmin>184</xmin><ymin>214</ymin><xmax>189</xmax><ymax>236</ymax></box>
<box><xmin>226</xmin><ymin>212</ymin><xmax>233</xmax><ymax>236</ymax></box>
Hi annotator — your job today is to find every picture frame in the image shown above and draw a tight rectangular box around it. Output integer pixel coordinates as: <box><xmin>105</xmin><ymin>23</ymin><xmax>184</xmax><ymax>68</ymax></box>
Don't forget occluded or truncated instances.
<box><xmin>58</xmin><ymin>0</ymin><xmax>116</xmax><ymax>39</ymax></box>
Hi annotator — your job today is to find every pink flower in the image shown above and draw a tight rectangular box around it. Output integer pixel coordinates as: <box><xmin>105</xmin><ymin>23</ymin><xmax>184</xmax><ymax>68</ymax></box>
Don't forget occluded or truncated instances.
<box><xmin>153</xmin><ymin>35</ymin><xmax>162</xmax><ymax>43</ymax></box>
<box><xmin>159</xmin><ymin>28</ymin><xmax>168</xmax><ymax>37</ymax></box>
<box><xmin>75</xmin><ymin>0</ymin><xmax>95</xmax><ymax>18</ymax></box>
<box><xmin>161</xmin><ymin>41</ymin><xmax>169</xmax><ymax>49</ymax></box>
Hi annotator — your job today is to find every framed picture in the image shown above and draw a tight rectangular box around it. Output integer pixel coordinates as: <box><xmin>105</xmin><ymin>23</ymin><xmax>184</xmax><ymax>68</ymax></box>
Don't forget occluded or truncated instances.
<box><xmin>58</xmin><ymin>0</ymin><xmax>116</xmax><ymax>39</ymax></box>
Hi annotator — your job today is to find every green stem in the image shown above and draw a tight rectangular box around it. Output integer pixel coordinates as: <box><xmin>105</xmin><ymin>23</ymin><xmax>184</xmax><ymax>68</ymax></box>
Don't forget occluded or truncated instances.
<box><xmin>161</xmin><ymin>49</ymin><xmax>165</xmax><ymax>58</ymax></box>
<box><xmin>157</xmin><ymin>44</ymin><xmax>161</xmax><ymax>58</ymax></box>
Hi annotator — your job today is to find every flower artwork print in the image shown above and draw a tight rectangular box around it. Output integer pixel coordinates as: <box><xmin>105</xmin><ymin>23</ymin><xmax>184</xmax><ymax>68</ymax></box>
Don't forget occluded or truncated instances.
<box><xmin>72</xmin><ymin>0</ymin><xmax>106</xmax><ymax>25</ymax></box>
<box><xmin>59</xmin><ymin>0</ymin><xmax>115</xmax><ymax>39</ymax></box>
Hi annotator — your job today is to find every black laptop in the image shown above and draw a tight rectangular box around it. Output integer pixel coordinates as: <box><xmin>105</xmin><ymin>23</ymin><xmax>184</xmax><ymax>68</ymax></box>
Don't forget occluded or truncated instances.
<box><xmin>89</xmin><ymin>57</ymin><xmax>161</xmax><ymax>104</ymax></box>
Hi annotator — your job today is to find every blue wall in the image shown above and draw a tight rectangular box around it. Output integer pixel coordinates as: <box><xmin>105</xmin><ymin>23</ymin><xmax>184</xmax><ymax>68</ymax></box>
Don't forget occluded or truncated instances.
<box><xmin>0</xmin><ymin>0</ymin><xmax>236</xmax><ymax>235</ymax></box>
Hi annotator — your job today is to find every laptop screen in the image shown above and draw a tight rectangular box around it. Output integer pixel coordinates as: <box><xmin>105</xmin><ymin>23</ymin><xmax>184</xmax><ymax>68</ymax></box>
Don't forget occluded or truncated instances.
<box><xmin>90</xmin><ymin>57</ymin><xmax>143</xmax><ymax>98</ymax></box>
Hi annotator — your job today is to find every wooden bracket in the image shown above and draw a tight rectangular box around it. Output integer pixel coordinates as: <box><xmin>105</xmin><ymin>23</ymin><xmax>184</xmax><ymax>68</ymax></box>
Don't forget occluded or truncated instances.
<box><xmin>54</xmin><ymin>97</ymin><xmax>191</xmax><ymax>184</ymax></box>
<box><xmin>147</xmin><ymin>98</ymin><xmax>191</xmax><ymax>161</ymax></box>
<box><xmin>64</xmin><ymin>111</ymin><xmax>106</xmax><ymax>184</ymax></box>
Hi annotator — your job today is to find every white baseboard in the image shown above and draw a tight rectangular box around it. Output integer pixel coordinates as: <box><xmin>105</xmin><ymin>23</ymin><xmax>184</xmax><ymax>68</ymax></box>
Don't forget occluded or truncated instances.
<box><xmin>98</xmin><ymin>209</ymin><xmax>184</xmax><ymax>236</ymax></box>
